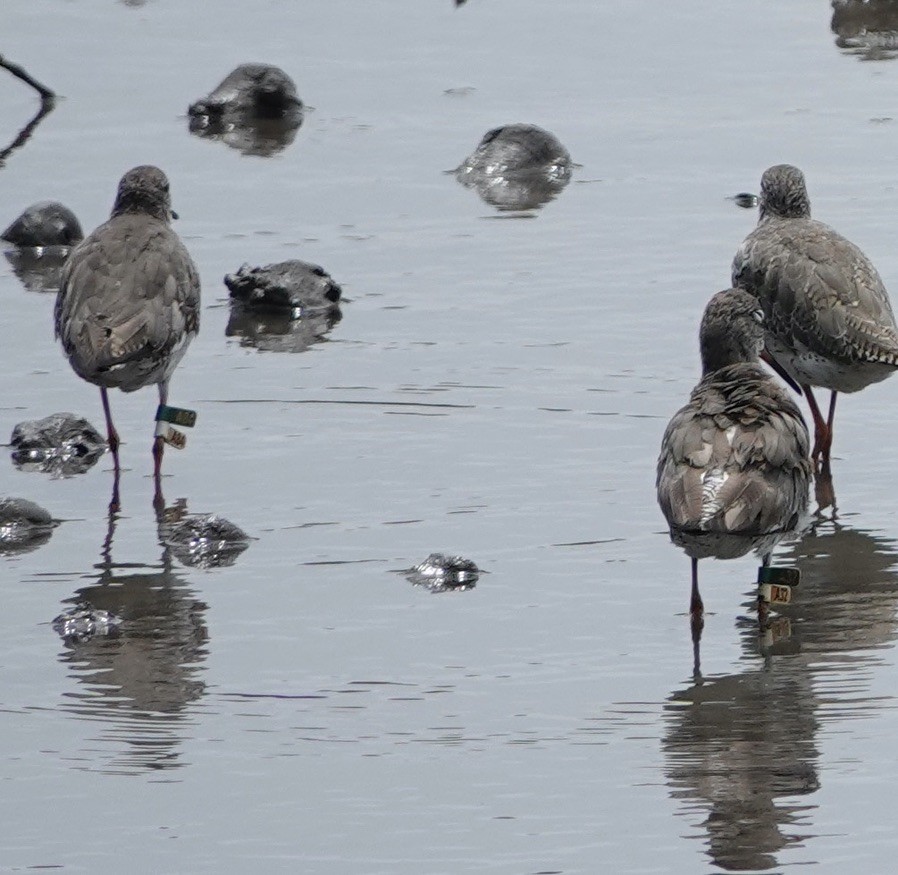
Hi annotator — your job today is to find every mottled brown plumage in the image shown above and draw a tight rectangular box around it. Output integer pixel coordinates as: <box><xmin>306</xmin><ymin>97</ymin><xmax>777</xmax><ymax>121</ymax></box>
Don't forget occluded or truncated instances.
<box><xmin>55</xmin><ymin>166</ymin><xmax>200</xmax><ymax>505</ymax></box>
<box><xmin>657</xmin><ymin>289</ymin><xmax>811</xmax><ymax>622</ymax></box>
<box><xmin>732</xmin><ymin>163</ymin><xmax>898</xmax><ymax>466</ymax></box>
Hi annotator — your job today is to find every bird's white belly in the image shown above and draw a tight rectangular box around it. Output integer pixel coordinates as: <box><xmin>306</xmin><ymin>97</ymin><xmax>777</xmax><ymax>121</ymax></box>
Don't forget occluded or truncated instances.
<box><xmin>767</xmin><ymin>334</ymin><xmax>896</xmax><ymax>393</ymax></box>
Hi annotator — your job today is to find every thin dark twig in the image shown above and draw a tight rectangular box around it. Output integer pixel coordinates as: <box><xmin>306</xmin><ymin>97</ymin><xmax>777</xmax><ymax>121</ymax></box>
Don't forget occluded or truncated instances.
<box><xmin>0</xmin><ymin>53</ymin><xmax>55</xmax><ymax>104</ymax></box>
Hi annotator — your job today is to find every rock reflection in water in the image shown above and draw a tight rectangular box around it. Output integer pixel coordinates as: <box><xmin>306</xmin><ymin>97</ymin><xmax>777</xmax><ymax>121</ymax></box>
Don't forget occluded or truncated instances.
<box><xmin>3</xmin><ymin>246</ymin><xmax>71</xmax><ymax>293</ymax></box>
<box><xmin>663</xmin><ymin>520</ymin><xmax>898</xmax><ymax>870</ymax></box>
<box><xmin>831</xmin><ymin>0</ymin><xmax>898</xmax><ymax>60</ymax></box>
<box><xmin>187</xmin><ymin>115</ymin><xmax>301</xmax><ymax>157</ymax></box>
<box><xmin>55</xmin><ymin>500</ymin><xmax>210</xmax><ymax>774</ymax></box>
<box><xmin>225</xmin><ymin>302</ymin><xmax>342</xmax><ymax>353</ymax></box>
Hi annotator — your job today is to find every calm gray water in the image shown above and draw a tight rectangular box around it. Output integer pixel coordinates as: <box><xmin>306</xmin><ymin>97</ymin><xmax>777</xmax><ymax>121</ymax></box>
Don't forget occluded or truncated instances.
<box><xmin>3</xmin><ymin>1</ymin><xmax>898</xmax><ymax>872</ymax></box>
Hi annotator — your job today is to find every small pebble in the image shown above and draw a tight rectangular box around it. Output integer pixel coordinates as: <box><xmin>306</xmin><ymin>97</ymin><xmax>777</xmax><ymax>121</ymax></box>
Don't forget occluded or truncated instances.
<box><xmin>732</xmin><ymin>192</ymin><xmax>759</xmax><ymax>209</ymax></box>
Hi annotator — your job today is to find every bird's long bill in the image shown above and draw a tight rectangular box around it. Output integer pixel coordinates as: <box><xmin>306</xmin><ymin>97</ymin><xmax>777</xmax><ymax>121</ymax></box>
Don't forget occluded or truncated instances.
<box><xmin>760</xmin><ymin>349</ymin><xmax>803</xmax><ymax>395</ymax></box>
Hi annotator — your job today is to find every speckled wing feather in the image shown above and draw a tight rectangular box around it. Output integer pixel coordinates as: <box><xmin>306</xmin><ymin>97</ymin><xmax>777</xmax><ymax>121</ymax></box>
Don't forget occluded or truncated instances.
<box><xmin>657</xmin><ymin>363</ymin><xmax>811</xmax><ymax>536</ymax></box>
<box><xmin>733</xmin><ymin>218</ymin><xmax>898</xmax><ymax>365</ymax></box>
<box><xmin>55</xmin><ymin>214</ymin><xmax>200</xmax><ymax>392</ymax></box>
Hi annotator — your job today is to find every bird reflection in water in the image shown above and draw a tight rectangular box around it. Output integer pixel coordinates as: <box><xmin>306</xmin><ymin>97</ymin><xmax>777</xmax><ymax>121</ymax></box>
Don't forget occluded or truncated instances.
<box><xmin>54</xmin><ymin>494</ymin><xmax>212</xmax><ymax>775</ymax></box>
<box><xmin>663</xmin><ymin>519</ymin><xmax>898</xmax><ymax>871</ymax></box>
<box><xmin>831</xmin><ymin>0</ymin><xmax>898</xmax><ymax>60</ymax></box>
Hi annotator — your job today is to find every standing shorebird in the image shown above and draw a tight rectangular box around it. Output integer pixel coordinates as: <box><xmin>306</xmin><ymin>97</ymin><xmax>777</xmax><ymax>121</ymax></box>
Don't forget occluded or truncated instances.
<box><xmin>732</xmin><ymin>163</ymin><xmax>898</xmax><ymax>470</ymax></box>
<box><xmin>55</xmin><ymin>165</ymin><xmax>200</xmax><ymax>507</ymax></box>
<box><xmin>657</xmin><ymin>289</ymin><xmax>811</xmax><ymax>638</ymax></box>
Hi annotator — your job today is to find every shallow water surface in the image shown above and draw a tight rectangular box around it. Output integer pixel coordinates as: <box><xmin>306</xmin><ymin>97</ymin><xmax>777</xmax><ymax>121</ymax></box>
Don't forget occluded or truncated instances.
<box><xmin>3</xmin><ymin>1</ymin><xmax>898</xmax><ymax>872</ymax></box>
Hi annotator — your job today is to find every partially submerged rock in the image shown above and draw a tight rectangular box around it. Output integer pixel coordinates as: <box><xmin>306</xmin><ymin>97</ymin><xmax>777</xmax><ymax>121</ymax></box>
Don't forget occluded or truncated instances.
<box><xmin>224</xmin><ymin>260</ymin><xmax>343</xmax><ymax>352</ymax></box>
<box><xmin>225</xmin><ymin>260</ymin><xmax>342</xmax><ymax>315</ymax></box>
<box><xmin>188</xmin><ymin>63</ymin><xmax>303</xmax><ymax>156</ymax></box>
<box><xmin>161</xmin><ymin>513</ymin><xmax>251</xmax><ymax>569</ymax></box>
<box><xmin>832</xmin><ymin>0</ymin><xmax>898</xmax><ymax>59</ymax></box>
<box><xmin>0</xmin><ymin>497</ymin><xmax>58</xmax><ymax>554</ymax></box>
<box><xmin>189</xmin><ymin>63</ymin><xmax>302</xmax><ymax>118</ymax></box>
<box><xmin>455</xmin><ymin>123</ymin><xmax>572</xmax><ymax>212</ymax></box>
<box><xmin>1</xmin><ymin>201</ymin><xmax>83</xmax><ymax>248</ymax></box>
<box><xmin>2</xmin><ymin>201</ymin><xmax>84</xmax><ymax>292</ymax></box>
<box><xmin>10</xmin><ymin>412</ymin><xmax>106</xmax><ymax>476</ymax></box>
<box><xmin>52</xmin><ymin>603</ymin><xmax>123</xmax><ymax>644</ymax></box>
<box><xmin>406</xmin><ymin>553</ymin><xmax>479</xmax><ymax>593</ymax></box>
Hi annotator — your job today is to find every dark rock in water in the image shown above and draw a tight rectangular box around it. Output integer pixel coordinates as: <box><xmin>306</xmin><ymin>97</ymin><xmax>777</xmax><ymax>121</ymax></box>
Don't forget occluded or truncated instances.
<box><xmin>455</xmin><ymin>124</ymin><xmax>572</xmax><ymax>212</ymax></box>
<box><xmin>52</xmin><ymin>603</ymin><xmax>123</xmax><ymax>643</ymax></box>
<box><xmin>732</xmin><ymin>192</ymin><xmax>759</xmax><ymax>209</ymax></box>
<box><xmin>188</xmin><ymin>64</ymin><xmax>303</xmax><ymax>157</ymax></box>
<box><xmin>0</xmin><ymin>497</ymin><xmax>57</xmax><ymax>554</ymax></box>
<box><xmin>1</xmin><ymin>201</ymin><xmax>83</xmax><ymax>248</ymax></box>
<box><xmin>189</xmin><ymin>63</ymin><xmax>302</xmax><ymax>118</ymax></box>
<box><xmin>832</xmin><ymin>0</ymin><xmax>898</xmax><ymax>59</ymax></box>
<box><xmin>161</xmin><ymin>513</ymin><xmax>251</xmax><ymax>569</ymax></box>
<box><xmin>226</xmin><ymin>303</ymin><xmax>342</xmax><ymax>353</ymax></box>
<box><xmin>224</xmin><ymin>260</ymin><xmax>343</xmax><ymax>351</ymax></box>
<box><xmin>406</xmin><ymin>553</ymin><xmax>479</xmax><ymax>593</ymax></box>
<box><xmin>10</xmin><ymin>412</ymin><xmax>106</xmax><ymax>476</ymax></box>
<box><xmin>2</xmin><ymin>202</ymin><xmax>83</xmax><ymax>292</ymax></box>
<box><xmin>225</xmin><ymin>260</ymin><xmax>342</xmax><ymax>315</ymax></box>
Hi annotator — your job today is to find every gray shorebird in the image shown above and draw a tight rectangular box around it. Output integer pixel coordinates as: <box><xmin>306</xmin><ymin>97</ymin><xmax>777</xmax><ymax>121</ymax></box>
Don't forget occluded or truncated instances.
<box><xmin>732</xmin><ymin>163</ymin><xmax>898</xmax><ymax>469</ymax></box>
<box><xmin>657</xmin><ymin>289</ymin><xmax>811</xmax><ymax>630</ymax></box>
<box><xmin>55</xmin><ymin>166</ymin><xmax>200</xmax><ymax>505</ymax></box>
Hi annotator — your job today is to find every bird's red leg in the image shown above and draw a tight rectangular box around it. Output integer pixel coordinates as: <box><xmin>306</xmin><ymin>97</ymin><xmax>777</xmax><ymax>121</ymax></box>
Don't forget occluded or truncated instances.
<box><xmin>802</xmin><ymin>384</ymin><xmax>830</xmax><ymax>467</ymax></box>
<box><xmin>820</xmin><ymin>391</ymin><xmax>838</xmax><ymax>469</ymax></box>
<box><xmin>152</xmin><ymin>381</ymin><xmax>168</xmax><ymax>510</ymax></box>
<box><xmin>690</xmin><ymin>558</ymin><xmax>704</xmax><ymax>670</ymax></box>
<box><xmin>100</xmin><ymin>387</ymin><xmax>120</xmax><ymax>460</ymax></box>
<box><xmin>689</xmin><ymin>557</ymin><xmax>704</xmax><ymax>617</ymax></box>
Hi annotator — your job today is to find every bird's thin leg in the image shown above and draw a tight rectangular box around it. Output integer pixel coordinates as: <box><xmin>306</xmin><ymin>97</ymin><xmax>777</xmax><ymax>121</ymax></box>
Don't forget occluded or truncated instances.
<box><xmin>689</xmin><ymin>556</ymin><xmax>705</xmax><ymax>651</ymax></box>
<box><xmin>100</xmin><ymin>386</ymin><xmax>120</xmax><ymax>459</ymax></box>
<box><xmin>152</xmin><ymin>380</ymin><xmax>168</xmax><ymax>510</ymax></box>
<box><xmin>757</xmin><ymin>551</ymin><xmax>771</xmax><ymax>623</ymax></box>
<box><xmin>689</xmin><ymin>557</ymin><xmax>703</xmax><ymax>616</ymax></box>
<box><xmin>802</xmin><ymin>384</ymin><xmax>830</xmax><ymax>466</ymax></box>
<box><xmin>110</xmin><ymin>465</ymin><xmax>121</xmax><ymax>514</ymax></box>
<box><xmin>690</xmin><ymin>564</ymin><xmax>704</xmax><ymax>676</ymax></box>
<box><xmin>820</xmin><ymin>391</ymin><xmax>838</xmax><ymax>471</ymax></box>
<box><xmin>101</xmin><ymin>387</ymin><xmax>122</xmax><ymax>511</ymax></box>
<box><xmin>691</xmin><ymin>619</ymin><xmax>702</xmax><ymax>679</ymax></box>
